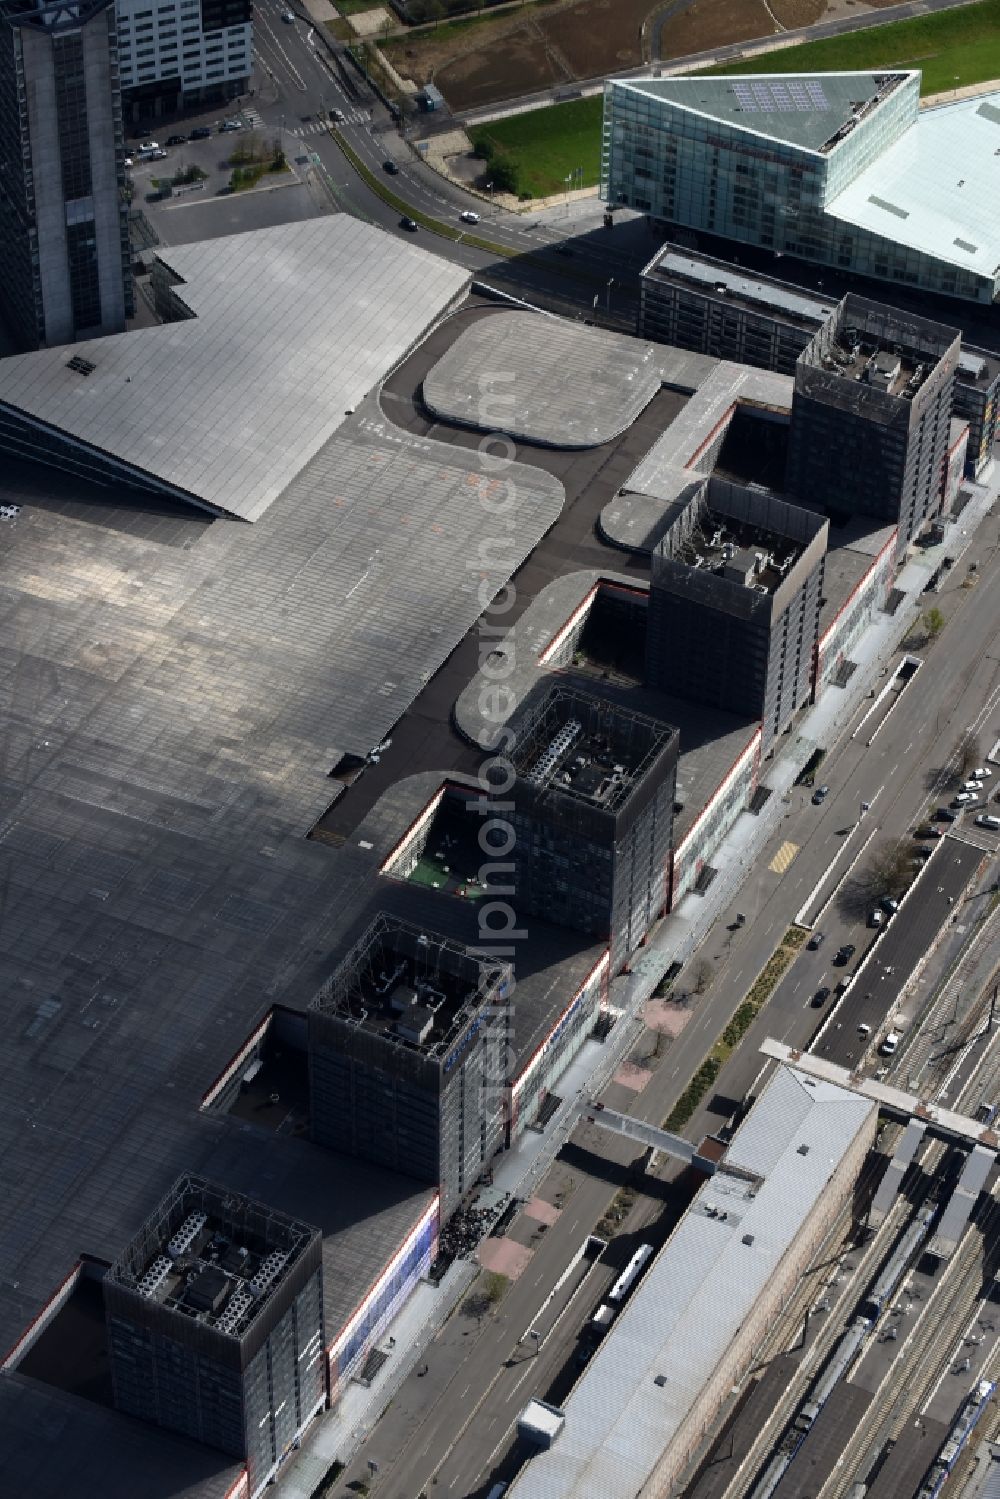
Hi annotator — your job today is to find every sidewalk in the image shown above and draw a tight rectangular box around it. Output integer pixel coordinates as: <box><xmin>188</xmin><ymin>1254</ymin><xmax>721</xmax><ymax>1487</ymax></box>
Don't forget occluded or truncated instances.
<box><xmin>273</xmin><ymin>463</ymin><xmax>998</xmax><ymax>1497</ymax></box>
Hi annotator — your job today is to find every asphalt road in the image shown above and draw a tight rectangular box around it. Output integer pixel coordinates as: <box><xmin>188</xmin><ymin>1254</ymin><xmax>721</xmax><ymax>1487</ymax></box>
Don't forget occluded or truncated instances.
<box><xmin>328</xmin><ymin>486</ymin><xmax>1000</xmax><ymax>1498</ymax></box>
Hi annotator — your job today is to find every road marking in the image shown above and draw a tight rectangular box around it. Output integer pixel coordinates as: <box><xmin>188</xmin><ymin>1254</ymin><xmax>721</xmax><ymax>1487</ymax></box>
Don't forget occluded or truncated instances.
<box><xmin>769</xmin><ymin>840</ymin><xmax>799</xmax><ymax>874</ymax></box>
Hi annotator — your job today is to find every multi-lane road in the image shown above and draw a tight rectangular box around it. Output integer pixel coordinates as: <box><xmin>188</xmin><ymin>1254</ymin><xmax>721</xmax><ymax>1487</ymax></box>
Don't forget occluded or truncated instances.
<box><xmin>324</xmin><ymin>493</ymin><xmax>1000</xmax><ymax>1498</ymax></box>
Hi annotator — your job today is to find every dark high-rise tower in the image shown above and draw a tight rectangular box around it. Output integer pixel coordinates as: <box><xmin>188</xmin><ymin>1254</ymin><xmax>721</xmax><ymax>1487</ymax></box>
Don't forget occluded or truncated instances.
<box><xmin>309</xmin><ymin>916</ymin><xmax>512</xmax><ymax>1219</ymax></box>
<box><xmin>785</xmin><ymin>294</ymin><xmax>959</xmax><ymax>549</ymax></box>
<box><xmin>0</xmin><ymin>0</ymin><xmax>131</xmax><ymax>348</ymax></box>
<box><xmin>504</xmin><ymin>684</ymin><xmax>678</xmax><ymax>971</ymax></box>
<box><xmin>646</xmin><ymin>478</ymin><xmax>828</xmax><ymax>751</ymax></box>
<box><xmin>105</xmin><ymin>1175</ymin><xmax>325</xmax><ymax>1499</ymax></box>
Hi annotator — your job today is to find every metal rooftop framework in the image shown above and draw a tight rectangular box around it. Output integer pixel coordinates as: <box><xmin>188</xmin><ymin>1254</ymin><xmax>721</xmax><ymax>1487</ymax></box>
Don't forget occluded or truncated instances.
<box><xmin>671</xmin><ymin>490</ymin><xmax>805</xmax><ymax>595</ymax></box>
<box><xmin>652</xmin><ymin>475</ymin><xmax>828</xmax><ymax>623</ymax></box>
<box><xmin>309</xmin><ymin>914</ymin><xmax>510</xmax><ymax>1059</ymax></box>
<box><xmin>508</xmin><ymin>683</ymin><xmax>676</xmax><ymax>817</ymax></box>
<box><xmin>108</xmin><ymin>1175</ymin><xmax>318</xmax><ymax>1344</ymax></box>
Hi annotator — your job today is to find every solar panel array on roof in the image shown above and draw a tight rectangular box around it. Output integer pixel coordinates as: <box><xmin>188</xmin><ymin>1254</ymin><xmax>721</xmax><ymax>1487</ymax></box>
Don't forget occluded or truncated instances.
<box><xmin>731</xmin><ymin>79</ymin><xmax>830</xmax><ymax>114</ymax></box>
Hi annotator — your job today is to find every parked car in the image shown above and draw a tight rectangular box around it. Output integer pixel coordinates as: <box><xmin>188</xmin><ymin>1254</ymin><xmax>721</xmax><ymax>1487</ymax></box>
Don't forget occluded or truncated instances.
<box><xmin>975</xmin><ymin>1102</ymin><xmax>998</xmax><ymax>1125</ymax></box>
<box><xmin>937</xmin><ymin>807</ymin><xmax>958</xmax><ymax>822</ymax></box>
<box><xmin>400</xmin><ymin>216</ymin><xmax>418</xmax><ymax>231</ymax></box>
<box><xmin>879</xmin><ymin>1030</ymin><xmax>901</xmax><ymax>1056</ymax></box>
<box><xmin>913</xmin><ymin>846</ymin><xmax>934</xmax><ymax>862</ymax></box>
<box><xmin>123</xmin><ymin>155</ymin><xmax>133</xmax><ymax>168</ymax></box>
<box><xmin>807</xmin><ymin>930</ymin><xmax>825</xmax><ymax>950</ymax></box>
<box><xmin>961</xmin><ymin>779</ymin><xmax>981</xmax><ymax>792</ymax></box>
<box><xmin>834</xmin><ymin>944</ymin><xmax>856</xmax><ymax>966</ymax></box>
<box><xmin>811</xmin><ymin>784</ymin><xmax>830</xmax><ymax>805</ymax></box>
<box><xmin>137</xmin><ymin>140</ymin><xmax>160</xmax><ymax>153</ymax></box>
<box><xmin>383</xmin><ymin>159</ymin><xmax>399</xmax><ymax>174</ymax></box>
<box><xmin>880</xmin><ymin>897</ymin><xmax>900</xmax><ymax>914</ymax></box>
<box><xmin>166</xmin><ymin>134</ymin><xmax>186</xmax><ymax>146</ymax></box>
<box><xmin>868</xmin><ymin>909</ymin><xmax>884</xmax><ymax>928</ymax></box>
<box><xmin>975</xmin><ymin>813</ymin><xmax>1000</xmax><ymax>830</ymax></box>
<box><xmin>220</xmin><ymin>119</ymin><xmax>242</xmax><ymax>132</ymax></box>
<box><xmin>812</xmin><ymin>986</ymin><xmax>831</xmax><ymax>1007</ymax></box>
<box><xmin>189</xmin><ymin>126</ymin><xmax>212</xmax><ymax>139</ymax></box>
<box><xmin>836</xmin><ymin>977</ymin><xmax>853</xmax><ymax>996</ymax></box>
<box><xmin>972</xmin><ymin>766</ymin><xmax>993</xmax><ymax>779</ymax></box>
<box><xmin>281</xmin><ymin>8</ymin><xmax>295</xmax><ymax>19</ymax></box>
<box><xmin>460</xmin><ymin>209</ymin><xmax>480</xmax><ymax>224</ymax></box>
<box><xmin>953</xmin><ymin>792</ymin><xmax>977</xmax><ymax>806</ymax></box>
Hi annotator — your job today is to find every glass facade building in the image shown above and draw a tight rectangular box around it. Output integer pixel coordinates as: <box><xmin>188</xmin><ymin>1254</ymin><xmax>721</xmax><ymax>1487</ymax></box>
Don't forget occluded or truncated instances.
<box><xmin>604</xmin><ymin>72</ymin><xmax>999</xmax><ymax>305</ymax></box>
<box><xmin>0</xmin><ymin>0</ymin><xmax>131</xmax><ymax>348</ymax></box>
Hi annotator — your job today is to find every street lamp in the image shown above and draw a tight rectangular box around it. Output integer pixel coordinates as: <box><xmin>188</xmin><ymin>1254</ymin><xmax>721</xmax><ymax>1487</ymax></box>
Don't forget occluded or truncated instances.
<box><xmin>486</xmin><ymin>179</ymin><xmax>495</xmax><ymax>212</ymax></box>
<box><xmin>606</xmin><ymin>276</ymin><xmax>614</xmax><ymax>314</ymax></box>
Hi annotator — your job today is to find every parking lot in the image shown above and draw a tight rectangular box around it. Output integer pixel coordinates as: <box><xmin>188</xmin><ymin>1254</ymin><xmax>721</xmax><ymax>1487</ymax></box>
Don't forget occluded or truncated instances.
<box><xmin>129</xmin><ymin>110</ymin><xmax>327</xmax><ymax>248</ymax></box>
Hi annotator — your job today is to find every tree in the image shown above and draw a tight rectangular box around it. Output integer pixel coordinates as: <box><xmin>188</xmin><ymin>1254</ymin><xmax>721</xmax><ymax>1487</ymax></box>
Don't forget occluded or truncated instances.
<box><xmin>462</xmin><ymin>1269</ymin><xmax>508</xmax><ymax>1321</ymax></box>
<box><xmin>691</xmin><ymin>957</ymin><xmax>712</xmax><ymax>995</ymax></box>
<box><xmin>959</xmin><ymin>730</ymin><xmax>981</xmax><ymax>777</ymax></box>
<box><xmin>838</xmin><ymin>837</ymin><xmax>911</xmax><ymax>920</ymax></box>
<box><xmin>487</xmin><ymin>155</ymin><xmax>519</xmax><ymax>194</ymax></box>
<box><xmin>923</xmin><ymin>606</ymin><xmax>945</xmax><ymax>642</ymax></box>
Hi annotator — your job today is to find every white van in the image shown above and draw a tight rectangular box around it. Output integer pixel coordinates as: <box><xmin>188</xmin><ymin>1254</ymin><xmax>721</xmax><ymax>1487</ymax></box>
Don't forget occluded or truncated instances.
<box><xmin>975</xmin><ymin>814</ymin><xmax>1000</xmax><ymax>830</ymax></box>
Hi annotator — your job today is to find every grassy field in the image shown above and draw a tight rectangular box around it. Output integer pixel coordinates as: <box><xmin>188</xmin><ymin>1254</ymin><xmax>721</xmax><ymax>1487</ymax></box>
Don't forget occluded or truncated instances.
<box><xmin>467</xmin><ymin>95</ymin><xmax>602</xmax><ymax>197</ymax></box>
<box><xmin>464</xmin><ymin>0</ymin><xmax>1000</xmax><ymax>195</ymax></box>
<box><xmin>699</xmin><ymin>0</ymin><xmax>1000</xmax><ymax>94</ymax></box>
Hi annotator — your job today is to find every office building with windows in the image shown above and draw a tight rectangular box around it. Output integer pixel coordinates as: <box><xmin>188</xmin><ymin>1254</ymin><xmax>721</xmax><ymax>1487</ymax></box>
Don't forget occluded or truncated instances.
<box><xmin>785</xmin><ymin>294</ymin><xmax>960</xmax><ymax>547</ymax></box>
<box><xmin>604</xmin><ymin>71</ymin><xmax>1000</xmax><ymax>305</ymax></box>
<box><xmin>646</xmin><ymin>478</ymin><xmax>828</xmax><ymax>751</ymax></box>
<box><xmin>115</xmin><ymin>0</ymin><xmax>251</xmax><ymax>123</ymax></box>
<box><xmin>309</xmin><ymin>916</ymin><xmax>512</xmax><ymax>1218</ymax></box>
<box><xmin>105</xmin><ymin>1175</ymin><xmax>325</xmax><ymax>1499</ymax></box>
<box><xmin>0</xmin><ymin>0</ymin><xmax>131</xmax><ymax>348</ymax></box>
<box><xmin>505</xmin><ymin>684</ymin><xmax>678</xmax><ymax>970</ymax></box>
<box><xmin>640</xmin><ymin>245</ymin><xmax>998</xmax><ymax>481</ymax></box>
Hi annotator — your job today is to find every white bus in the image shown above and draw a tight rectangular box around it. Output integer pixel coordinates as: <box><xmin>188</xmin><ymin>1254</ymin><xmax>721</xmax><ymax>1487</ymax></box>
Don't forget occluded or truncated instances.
<box><xmin>608</xmin><ymin>1243</ymin><xmax>654</xmax><ymax>1304</ymax></box>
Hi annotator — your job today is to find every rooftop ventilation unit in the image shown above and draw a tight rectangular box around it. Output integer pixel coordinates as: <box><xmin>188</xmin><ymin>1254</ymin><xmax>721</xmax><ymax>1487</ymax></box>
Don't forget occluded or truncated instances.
<box><xmin>138</xmin><ymin>1254</ymin><xmax>172</xmax><ymax>1299</ymax></box>
<box><xmin>168</xmin><ymin>1211</ymin><xmax>207</xmax><ymax>1258</ymax></box>
<box><xmin>251</xmin><ymin>1248</ymin><xmax>290</xmax><ymax>1298</ymax></box>
<box><xmin>218</xmin><ymin>1284</ymin><xmax>254</xmax><ymax>1336</ymax></box>
<box><xmin>526</xmin><ymin>719</ymin><xmax>582</xmax><ymax>788</ymax></box>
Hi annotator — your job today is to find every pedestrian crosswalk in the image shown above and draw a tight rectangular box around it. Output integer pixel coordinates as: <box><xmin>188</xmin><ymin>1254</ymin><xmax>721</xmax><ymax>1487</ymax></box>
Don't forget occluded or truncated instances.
<box><xmin>769</xmin><ymin>840</ymin><xmax>799</xmax><ymax>875</ymax></box>
<box><xmin>290</xmin><ymin>108</ymin><xmax>369</xmax><ymax>136</ymax></box>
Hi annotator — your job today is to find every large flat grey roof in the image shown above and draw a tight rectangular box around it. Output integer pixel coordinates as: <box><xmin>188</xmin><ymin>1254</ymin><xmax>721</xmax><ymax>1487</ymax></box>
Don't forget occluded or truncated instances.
<box><xmin>507</xmin><ymin>1066</ymin><xmax>874</xmax><ymax>1499</ymax></box>
<box><xmin>422</xmin><ymin>309</ymin><xmax>686</xmax><ymax>447</ymax></box>
<box><xmin>643</xmin><ymin>246</ymin><xmax>836</xmax><ymax>329</ymax></box>
<box><xmin>0</xmin><ymin>219</ymin><xmax>470</xmax><ymax>521</ymax></box>
<box><xmin>827</xmin><ymin>92</ymin><xmax>1000</xmax><ymax>281</ymax></box>
<box><xmin>612</xmin><ymin>72</ymin><xmax>914</xmax><ymax>155</ymax></box>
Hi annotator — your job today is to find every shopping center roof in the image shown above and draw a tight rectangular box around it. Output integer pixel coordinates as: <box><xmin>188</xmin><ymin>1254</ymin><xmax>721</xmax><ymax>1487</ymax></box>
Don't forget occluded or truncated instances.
<box><xmin>0</xmin><ymin>218</ymin><xmax>469</xmax><ymax>521</ymax></box>
<box><xmin>827</xmin><ymin>93</ymin><xmax>1000</xmax><ymax>281</ymax></box>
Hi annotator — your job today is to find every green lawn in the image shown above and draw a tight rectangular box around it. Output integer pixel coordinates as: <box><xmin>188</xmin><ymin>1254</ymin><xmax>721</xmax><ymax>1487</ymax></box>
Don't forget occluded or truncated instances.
<box><xmin>698</xmin><ymin>0</ymin><xmax>1000</xmax><ymax>95</ymax></box>
<box><xmin>463</xmin><ymin>0</ymin><xmax>1000</xmax><ymax>197</ymax></box>
<box><xmin>468</xmin><ymin>94</ymin><xmax>602</xmax><ymax>198</ymax></box>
